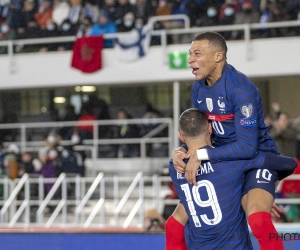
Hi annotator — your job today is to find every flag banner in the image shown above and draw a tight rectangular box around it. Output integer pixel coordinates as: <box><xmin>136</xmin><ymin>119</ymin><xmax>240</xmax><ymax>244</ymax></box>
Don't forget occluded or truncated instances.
<box><xmin>115</xmin><ymin>25</ymin><xmax>151</xmax><ymax>62</ymax></box>
<box><xmin>71</xmin><ymin>36</ymin><xmax>104</xmax><ymax>73</ymax></box>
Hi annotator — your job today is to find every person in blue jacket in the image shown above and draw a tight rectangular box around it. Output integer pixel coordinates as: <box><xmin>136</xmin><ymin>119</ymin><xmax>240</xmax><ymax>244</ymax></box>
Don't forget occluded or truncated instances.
<box><xmin>90</xmin><ymin>10</ymin><xmax>117</xmax><ymax>48</ymax></box>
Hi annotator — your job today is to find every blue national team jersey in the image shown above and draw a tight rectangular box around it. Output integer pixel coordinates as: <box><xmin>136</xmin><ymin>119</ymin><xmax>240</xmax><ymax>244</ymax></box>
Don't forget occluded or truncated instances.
<box><xmin>191</xmin><ymin>63</ymin><xmax>279</xmax><ymax>163</ymax></box>
<box><xmin>168</xmin><ymin>148</ymin><xmax>268</xmax><ymax>249</ymax></box>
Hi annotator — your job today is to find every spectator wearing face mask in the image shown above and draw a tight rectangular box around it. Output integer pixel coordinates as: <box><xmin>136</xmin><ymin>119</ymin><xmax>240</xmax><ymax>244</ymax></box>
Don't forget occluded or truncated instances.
<box><xmin>0</xmin><ymin>22</ymin><xmax>16</xmax><ymax>54</ymax></box>
<box><xmin>52</xmin><ymin>0</ymin><xmax>70</xmax><ymax>28</ymax></box>
<box><xmin>218</xmin><ymin>0</ymin><xmax>238</xmax><ymax>39</ymax></box>
<box><xmin>39</xmin><ymin>19</ymin><xmax>60</xmax><ymax>52</ymax></box>
<box><xmin>219</xmin><ymin>0</ymin><xmax>239</xmax><ymax>20</ymax></box>
<box><xmin>57</xmin><ymin>145</ymin><xmax>83</xmax><ymax>176</ymax></box>
<box><xmin>134</xmin><ymin>17</ymin><xmax>144</xmax><ymax>30</ymax></box>
<box><xmin>58</xmin><ymin>19</ymin><xmax>77</xmax><ymax>50</ymax></box>
<box><xmin>114</xmin><ymin>0</ymin><xmax>135</xmax><ymax>26</ymax></box>
<box><xmin>231</xmin><ymin>0</ymin><xmax>260</xmax><ymax>40</ymax></box>
<box><xmin>117</xmin><ymin>11</ymin><xmax>135</xmax><ymax>32</ymax></box>
<box><xmin>34</xmin><ymin>0</ymin><xmax>53</xmax><ymax>29</ymax></box>
<box><xmin>194</xmin><ymin>5</ymin><xmax>219</xmax><ymax>27</ymax></box>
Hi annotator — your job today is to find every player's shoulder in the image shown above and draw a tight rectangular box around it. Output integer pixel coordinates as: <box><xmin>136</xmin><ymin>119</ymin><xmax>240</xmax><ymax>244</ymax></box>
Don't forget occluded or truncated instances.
<box><xmin>225</xmin><ymin>63</ymin><xmax>257</xmax><ymax>90</ymax></box>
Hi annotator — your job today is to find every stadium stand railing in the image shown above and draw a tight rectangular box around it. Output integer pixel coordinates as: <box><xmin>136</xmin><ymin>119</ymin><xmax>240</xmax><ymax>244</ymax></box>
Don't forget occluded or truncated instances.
<box><xmin>0</xmin><ymin>172</ymin><xmax>300</xmax><ymax>229</ymax></box>
<box><xmin>0</xmin><ymin>172</ymin><xmax>175</xmax><ymax>228</ymax></box>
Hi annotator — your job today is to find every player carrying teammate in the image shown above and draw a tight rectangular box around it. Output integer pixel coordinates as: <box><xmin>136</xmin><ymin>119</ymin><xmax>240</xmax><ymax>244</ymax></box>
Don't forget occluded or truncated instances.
<box><xmin>166</xmin><ymin>32</ymin><xmax>297</xmax><ymax>250</ymax></box>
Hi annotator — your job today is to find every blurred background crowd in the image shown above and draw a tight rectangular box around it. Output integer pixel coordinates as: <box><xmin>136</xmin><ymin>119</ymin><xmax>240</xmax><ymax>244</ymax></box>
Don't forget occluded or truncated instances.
<box><xmin>0</xmin><ymin>0</ymin><xmax>300</xmax><ymax>52</ymax></box>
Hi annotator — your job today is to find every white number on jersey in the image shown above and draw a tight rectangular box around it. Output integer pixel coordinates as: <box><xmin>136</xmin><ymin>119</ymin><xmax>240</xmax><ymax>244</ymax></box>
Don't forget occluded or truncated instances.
<box><xmin>212</xmin><ymin>121</ymin><xmax>225</xmax><ymax>135</ymax></box>
<box><xmin>180</xmin><ymin>180</ymin><xmax>222</xmax><ymax>227</ymax></box>
<box><xmin>256</xmin><ymin>169</ymin><xmax>272</xmax><ymax>181</ymax></box>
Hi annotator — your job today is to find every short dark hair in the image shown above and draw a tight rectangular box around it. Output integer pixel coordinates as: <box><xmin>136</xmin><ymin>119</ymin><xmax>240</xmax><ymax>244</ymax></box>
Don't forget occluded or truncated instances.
<box><xmin>179</xmin><ymin>108</ymin><xmax>208</xmax><ymax>138</ymax></box>
<box><xmin>193</xmin><ymin>32</ymin><xmax>227</xmax><ymax>56</ymax></box>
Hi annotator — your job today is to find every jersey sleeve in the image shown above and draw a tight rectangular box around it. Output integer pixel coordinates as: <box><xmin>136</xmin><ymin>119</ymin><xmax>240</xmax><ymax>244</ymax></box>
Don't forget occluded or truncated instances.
<box><xmin>207</xmin><ymin>82</ymin><xmax>260</xmax><ymax>163</ymax></box>
<box><xmin>261</xmin><ymin>152</ymin><xmax>297</xmax><ymax>174</ymax></box>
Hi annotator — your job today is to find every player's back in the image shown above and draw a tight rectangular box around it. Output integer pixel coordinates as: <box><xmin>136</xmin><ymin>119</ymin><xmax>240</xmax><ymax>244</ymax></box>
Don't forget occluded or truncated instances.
<box><xmin>168</xmin><ymin>148</ymin><xmax>264</xmax><ymax>249</ymax></box>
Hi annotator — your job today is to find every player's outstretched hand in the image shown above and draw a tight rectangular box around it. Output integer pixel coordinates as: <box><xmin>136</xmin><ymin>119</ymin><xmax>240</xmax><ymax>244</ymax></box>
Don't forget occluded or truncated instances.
<box><xmin>172</xmin><ymin>147</ymin><xmax>189</xmax><ymax>173</ymax></box>
<box><xmin>185</xmin><ymin>152</ymin><xmax>201</xmax><ymax>186</ymax></box>
<box><xmin>271</xmin><ymin>203</ymin><xmax>283</xmax><ymax>219</ymax></box>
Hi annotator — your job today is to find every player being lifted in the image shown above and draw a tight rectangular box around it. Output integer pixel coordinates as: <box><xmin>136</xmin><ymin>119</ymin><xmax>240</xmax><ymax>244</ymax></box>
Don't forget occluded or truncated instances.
<box><xmin>169</xmin><ymin>108</ymin><xmax>296</xmax><ymax>249</ymax></box>
<box><xmin>166</xmin><ymin>32</ymin><xmax>297</xmax><ymax>250</ymax></box>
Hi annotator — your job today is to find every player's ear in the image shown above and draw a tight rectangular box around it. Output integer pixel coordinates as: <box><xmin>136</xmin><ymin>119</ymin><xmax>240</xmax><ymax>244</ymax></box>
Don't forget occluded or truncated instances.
<box><xmin>178</xmin><ymin>131</ymin><xmax>185</xmax><ymax>143</ymax></box>
<box><xmin>208</xmin><ymin>123</ymin><xmax>212</xmax><ymax>136</ymax></box>
<box><xmin>215</xmin><ymin>51</ymin><xmax>223</xmax><ymax>63</ymax></box>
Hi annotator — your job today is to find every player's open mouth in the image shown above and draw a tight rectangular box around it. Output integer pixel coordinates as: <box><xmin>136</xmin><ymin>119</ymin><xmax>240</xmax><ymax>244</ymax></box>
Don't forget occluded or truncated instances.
<box><xmin>192</xmin><ymin>68</ymin><xmax>199</xmax><ymax>74</ymax></box>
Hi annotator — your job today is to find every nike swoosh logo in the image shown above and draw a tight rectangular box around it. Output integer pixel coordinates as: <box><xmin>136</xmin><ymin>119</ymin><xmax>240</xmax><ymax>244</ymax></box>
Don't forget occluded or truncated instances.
<box><xmin>257</xmin><ymin>180</ymin><xmax>269</xmax><ymax>183</ymax></box>
<box><xmin>197</xmin><ymin>100</ymin><xmax>202</xmax><ymax>104</ymax></box>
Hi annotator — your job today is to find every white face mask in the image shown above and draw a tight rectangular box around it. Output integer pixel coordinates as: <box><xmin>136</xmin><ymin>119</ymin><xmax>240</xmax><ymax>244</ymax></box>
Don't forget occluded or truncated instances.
<box><xmin>47</xmin><ymin>24</ymin><xmax>55</xmax><ymax>31</ymax></box>
<box><xmin>62</xmin><ymin>23</ymin><xmax>71</xmax><ymax>31</ymax></box>
<box><xmin>135</xmin><ymin>23</ymin><xmax>143</xmax><ymax>29</ymax></box>
<box><xmin>1</xmin><ymin>25</ymin><xmax>9</xmax><ymax>33</ymax></box>
<box><xmin>224</xmin><ymin>7</ymin><xmax>234</xmax><ymax>16</ymax></box>
<box><xmin>124</xmin><ymin>20</ymin><xmax>133</xmax><ymax>27</ymax></box>
<box><xmin>207</xmin><ymin>8</ymin><xmax>217</xmax><ymax>17</ymax></box>
<box><xmin>62</xmin><ymin>149</ymin><xmax>69</xmax><ymax>158</ymax></box>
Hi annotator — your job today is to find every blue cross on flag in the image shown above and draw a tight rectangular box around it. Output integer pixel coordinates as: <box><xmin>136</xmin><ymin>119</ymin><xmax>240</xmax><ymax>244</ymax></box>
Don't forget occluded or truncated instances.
<box><xmin>115</xmin><ymin>25</ymin><xmax>151</xmax><ymax>62</ymax></box>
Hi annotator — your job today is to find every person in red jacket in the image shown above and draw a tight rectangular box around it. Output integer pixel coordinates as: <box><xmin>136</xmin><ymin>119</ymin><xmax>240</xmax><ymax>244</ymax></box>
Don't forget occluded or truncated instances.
<box><xmin>77</xmin><ymin>103</ymin><xmax>97</xmax><ymax>140</ymax></box>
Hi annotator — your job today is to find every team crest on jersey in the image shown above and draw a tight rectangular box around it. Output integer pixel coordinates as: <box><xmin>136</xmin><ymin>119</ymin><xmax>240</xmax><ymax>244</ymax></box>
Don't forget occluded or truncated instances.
<box><xmin>241</xmin><ymin>104</ymin><xmax>253</xmax><ymax>118</ymax></box>
<box><xmin>217</xmin><ymin>100</ymin><xmax>225</xmax><ymax>109</ymax></box>
<box><xmin>217</xmin><ymin>99</ymin><xmax>225</xmax><ymax>113</ymax></box>
<box><xmin>206</xmin><ymin>98</ymin><xmax>213</xmax><ymax>112</ymax></box>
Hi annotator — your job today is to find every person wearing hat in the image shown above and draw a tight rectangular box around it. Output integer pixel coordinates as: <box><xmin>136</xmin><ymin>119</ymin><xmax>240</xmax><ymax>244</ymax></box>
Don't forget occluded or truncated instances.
<box><xmin>90</xmin><ymin>10</ymin><xmax>117</xmax><ymax>48</ymax></box>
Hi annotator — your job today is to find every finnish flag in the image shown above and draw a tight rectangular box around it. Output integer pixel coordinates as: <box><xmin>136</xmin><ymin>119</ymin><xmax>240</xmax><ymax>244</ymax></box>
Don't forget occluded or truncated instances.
<box><xmin>115</xmin><ymin>25</ymin><xmax>151</xmax><ymax>62</ymax></box>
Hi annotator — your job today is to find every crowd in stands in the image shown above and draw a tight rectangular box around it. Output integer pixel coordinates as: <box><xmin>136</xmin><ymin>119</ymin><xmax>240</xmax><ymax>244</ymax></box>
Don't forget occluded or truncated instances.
<box><xmin>0</xmin><ymin>94</ymin><xmax>166</xmax><ymax>184</ymax></box>
<box><xmin>0</xmin><ymin>133</ymin><xmax>85</xmax><ymax>202</ymax></box>
<box><xmin>262</xmin><ymin>102</ymin><xmax>300</xmax><ymax>223</ymax></box>
<box><xmin>0</xmin><ymin>0</ymin><xmax>299</xmax><ymax>52</ymax></box>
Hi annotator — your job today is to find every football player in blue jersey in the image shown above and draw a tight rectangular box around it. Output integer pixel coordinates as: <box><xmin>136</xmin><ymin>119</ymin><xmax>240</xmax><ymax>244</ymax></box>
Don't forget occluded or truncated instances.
<box><xmin>166</xmin><ymin>32</ymin><xmax>297</xmax><ymax>250</ymax></box>
<box><xmin>169</xmin><ymin>108</ymin><xmax>296</xmax><ymax>249</ymax></box>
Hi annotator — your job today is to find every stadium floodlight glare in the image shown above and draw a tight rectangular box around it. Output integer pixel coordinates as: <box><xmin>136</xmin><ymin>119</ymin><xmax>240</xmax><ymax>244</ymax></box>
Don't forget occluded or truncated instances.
<box><xmin>75</xmin><ymin>86</ymin><xmax>81</xmax><ymax>92</ymax></box>
<box><xmin>53</xmin><ymin>97</ymin><xmax>66</xmax><ymax>104</ymax></box>
<box><xmin>81</xmin><ymin>86</ymin><xmax>96</xmax><ymax>92</ymax></box>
